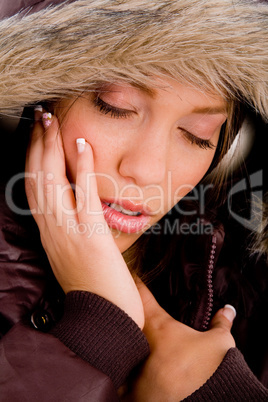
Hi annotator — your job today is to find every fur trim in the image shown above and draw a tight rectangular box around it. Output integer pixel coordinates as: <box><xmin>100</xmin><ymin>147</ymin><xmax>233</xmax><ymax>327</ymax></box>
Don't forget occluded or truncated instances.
<box><xmin>250</xmin><ymin>193</ymin><xmax>268</xmax><ymax>260</ymax></box>
<box><xmin>0</xmin><ymin>0</ymin><xmax>267</xmax><ymax>119</ymax></box>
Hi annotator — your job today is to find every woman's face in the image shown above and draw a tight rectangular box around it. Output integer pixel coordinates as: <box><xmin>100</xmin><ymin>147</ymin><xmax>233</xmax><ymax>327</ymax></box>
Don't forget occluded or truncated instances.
<box><xmin>56</xmin><ymin>78</ymin><xmax>227</xmax><ymax>252</ymax></box>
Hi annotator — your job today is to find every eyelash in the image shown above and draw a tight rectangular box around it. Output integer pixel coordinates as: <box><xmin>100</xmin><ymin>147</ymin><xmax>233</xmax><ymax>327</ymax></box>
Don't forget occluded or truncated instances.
<box><xmin>93</xmin><ymin>96</ymin><xmax>133</xmax><ymax>119</ymax></box>
<box><xmin>181</xmin><ymin>129</ymin><xmax>215</xmax><ymax>150</ymax></box>
<box><xmin>93</xmin><ymin>96</ymin><xmax>215</xmax><ymax>150</ymax></box>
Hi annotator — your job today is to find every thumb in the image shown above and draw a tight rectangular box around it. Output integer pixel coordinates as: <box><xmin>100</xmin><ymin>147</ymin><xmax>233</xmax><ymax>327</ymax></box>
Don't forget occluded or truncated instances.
<box><xmin>210</xmin><ymin>304</ymin><xmax>237</xmax><ymax>332</ymax></box>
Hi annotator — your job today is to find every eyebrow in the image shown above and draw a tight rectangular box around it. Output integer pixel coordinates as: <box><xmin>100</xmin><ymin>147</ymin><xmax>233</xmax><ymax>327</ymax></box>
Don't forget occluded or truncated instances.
<box><xmin>132</xmin><ymin>83</ymin><xmax>157</xmax><ymax>97</ymax></box>
<box><xmin>97</xmin><ymin>82</ymin><xmax>157</xmax><ymax>98</ymax></box>
<box><xmin>105</xmin><ymin>82</ymin><xmax>227</xmax><ymax>115</ymax></box>
<box><xmin>191</xmin><ymin>106</ymin><xmax>227</xmax><ymax>115</ymax></box>
<box><xmin>133</xmin><ymin>84</ymin><xmax>227</xmax><ymax>114</ymax></box>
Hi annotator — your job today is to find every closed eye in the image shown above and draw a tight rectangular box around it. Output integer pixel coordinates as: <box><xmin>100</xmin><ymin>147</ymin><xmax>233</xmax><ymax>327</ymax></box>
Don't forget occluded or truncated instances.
<box><xmin>93</xmin><ymin>96</ymin><xmax>134</xmax><ymax>119</ymax></box>
<box><xmin>180</xmin><ymin>128</ymin><xmax>215</xmax><ymax>150</ymax></box>
<box><xmin>93</xmin><ymin>95</ymin><xmax>216</xmax><ymax>150</ymax></box>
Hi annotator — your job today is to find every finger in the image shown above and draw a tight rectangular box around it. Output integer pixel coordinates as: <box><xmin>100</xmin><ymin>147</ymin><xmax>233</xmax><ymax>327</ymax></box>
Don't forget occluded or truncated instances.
<box><xmin>41</xmin><ymin>114</ymin><xmax>76</xmax><ymax>224</ymax></box>
<box><xmin>42</xmin><ymin>114</ymin><xmax>65</xmax><ymax>178</ymax></box>
<box><xmin>75</xmin><ymin>138</ymin><xmax>104</xmax><ymax>224</ymax></box>
<box><xmin>33</xmin><ymin>105</ymin><xmax>43</xmax><ymax>122</ymax></box>
<box><xmin>210</xmin><ymin>304</ymin><xmax>236</xmax><ymax>333</ymax></box>
<box><xmin>25</xmin><ymin>120</ymin><xmax>45</xmax><ymax>173</ymax></box>
<box><xmin>25</xmin><ymin>119</ymin><xmax>46</xmax><ymax>219</ymax></box>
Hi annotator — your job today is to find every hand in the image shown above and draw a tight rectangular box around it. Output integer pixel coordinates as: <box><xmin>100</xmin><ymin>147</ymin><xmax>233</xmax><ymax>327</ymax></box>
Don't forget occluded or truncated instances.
<box><xmin>25</xmin><ymin>111</ymin><xmax>144</xmax><ymax>329</ymax></box>
<box><xmin>121</xmin><ymin>281</ymin><xmax>236</xmax><ymax>401</ymax></box>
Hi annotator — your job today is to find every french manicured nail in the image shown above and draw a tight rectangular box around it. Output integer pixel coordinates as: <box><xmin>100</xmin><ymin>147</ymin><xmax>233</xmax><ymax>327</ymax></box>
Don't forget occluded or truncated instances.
<box><xmin>76</xmin><ymin>138</ymin><xmax>85</xmax><ymax>153</ymax></box>
<box><xmin>222</xmin><ymin>304</ymin><xmax>236</xmax><ymax>322</ymax></box>
<box><xmin>34</xmin><ymin>105</ymin><xmax>43</xmax><ymax>113</ymax></box>
<box><xmin>42</xmin><ymin>112</ymin><xmax>53</xmax><ymax>129</ymax></box>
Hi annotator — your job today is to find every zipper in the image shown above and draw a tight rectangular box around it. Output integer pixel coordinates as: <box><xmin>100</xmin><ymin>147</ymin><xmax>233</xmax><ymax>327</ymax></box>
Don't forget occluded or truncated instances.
<box><xmin>200</xmin><ymin>234</ymin><xmax>217</xmax><ymax>330</ymax></box>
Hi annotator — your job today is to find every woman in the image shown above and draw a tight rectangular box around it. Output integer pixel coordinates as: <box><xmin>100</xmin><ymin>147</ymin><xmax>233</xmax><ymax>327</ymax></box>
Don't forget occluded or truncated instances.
<box><xmin>0</xmin><ymin>0</ymin><xmax>267</xmax><ymax>400</ymax></box>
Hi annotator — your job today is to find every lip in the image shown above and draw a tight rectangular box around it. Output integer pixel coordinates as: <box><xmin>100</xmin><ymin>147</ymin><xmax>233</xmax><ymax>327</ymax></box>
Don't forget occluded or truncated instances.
<box><xmin>103</xmin><ymin>198</ymin><xmax>152</xmax><ymax>215</ymax></box>
<box><xmin>101</xmin><ymin>199</ymin><xmax>151</xmax><ymax>234</ymax></box>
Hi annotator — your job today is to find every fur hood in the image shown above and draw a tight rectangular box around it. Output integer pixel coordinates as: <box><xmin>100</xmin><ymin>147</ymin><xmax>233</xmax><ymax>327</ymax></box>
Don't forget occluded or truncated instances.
<box><xmin>0</xmin><ymin>0</ymin><xmax>267</xmax><ymax>120</ymax></box>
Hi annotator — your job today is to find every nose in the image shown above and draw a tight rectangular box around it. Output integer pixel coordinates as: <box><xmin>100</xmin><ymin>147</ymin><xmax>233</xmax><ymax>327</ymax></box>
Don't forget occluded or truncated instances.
<box><xmin>118</xmin><ymin>127</ymin><xmax>168</xmax><ymax>187</ymax></box>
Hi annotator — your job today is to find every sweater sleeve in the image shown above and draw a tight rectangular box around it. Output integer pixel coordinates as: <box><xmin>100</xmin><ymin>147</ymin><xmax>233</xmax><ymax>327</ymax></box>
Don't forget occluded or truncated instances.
<box><xmin>183</xmin><ymin>348</ymin><xmax>268</xmax><ymax>401</ymax></box>
<box><xmin>51</xmin><ymin>291</ymin><xmax>150</xmax><ymax>389</ymax></box>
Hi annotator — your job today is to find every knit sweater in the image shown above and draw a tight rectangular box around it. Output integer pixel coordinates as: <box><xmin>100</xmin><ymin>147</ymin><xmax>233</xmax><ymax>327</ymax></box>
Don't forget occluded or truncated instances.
<box><xmin>52</xmin><ymin>291</ymin><xmax>268</xmax><ymax>400</ymax></box>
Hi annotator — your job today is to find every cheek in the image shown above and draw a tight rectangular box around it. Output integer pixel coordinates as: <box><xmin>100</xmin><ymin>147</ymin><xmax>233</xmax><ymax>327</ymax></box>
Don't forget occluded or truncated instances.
<box><xmin>61</xmin><ymin>116</ymin><xmax>118</xmax><ymax>184</ymax></box>
<box><xmin>60</xmin><ymin>118</ymin><xmax>95</xmax><ymax>183</ymax></box>
<box><xmin>168</xmin><ymin>149</ymin><xmax>216</xmax><ymax>205</ymax></box>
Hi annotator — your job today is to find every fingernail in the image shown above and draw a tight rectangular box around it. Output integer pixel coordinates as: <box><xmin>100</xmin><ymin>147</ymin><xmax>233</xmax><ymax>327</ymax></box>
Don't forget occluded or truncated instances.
<box><xmin>222</xmin><ymin>304</ymin><xmax>236</xmax><ymax>322</ymax></box>
<box><xmin>34</xmin><ymin>105</ymin><xmax>43</xmax><ymax>113</ymax></box>
<box><xmin>76</xmin><ymin>138</ymin><xmax>85</xmax><ymax>153</ymax></box>
<box><xmin>42</xmin><ymin>112</ymin><xmax>53</xmax><ymax>129</ymax></box>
